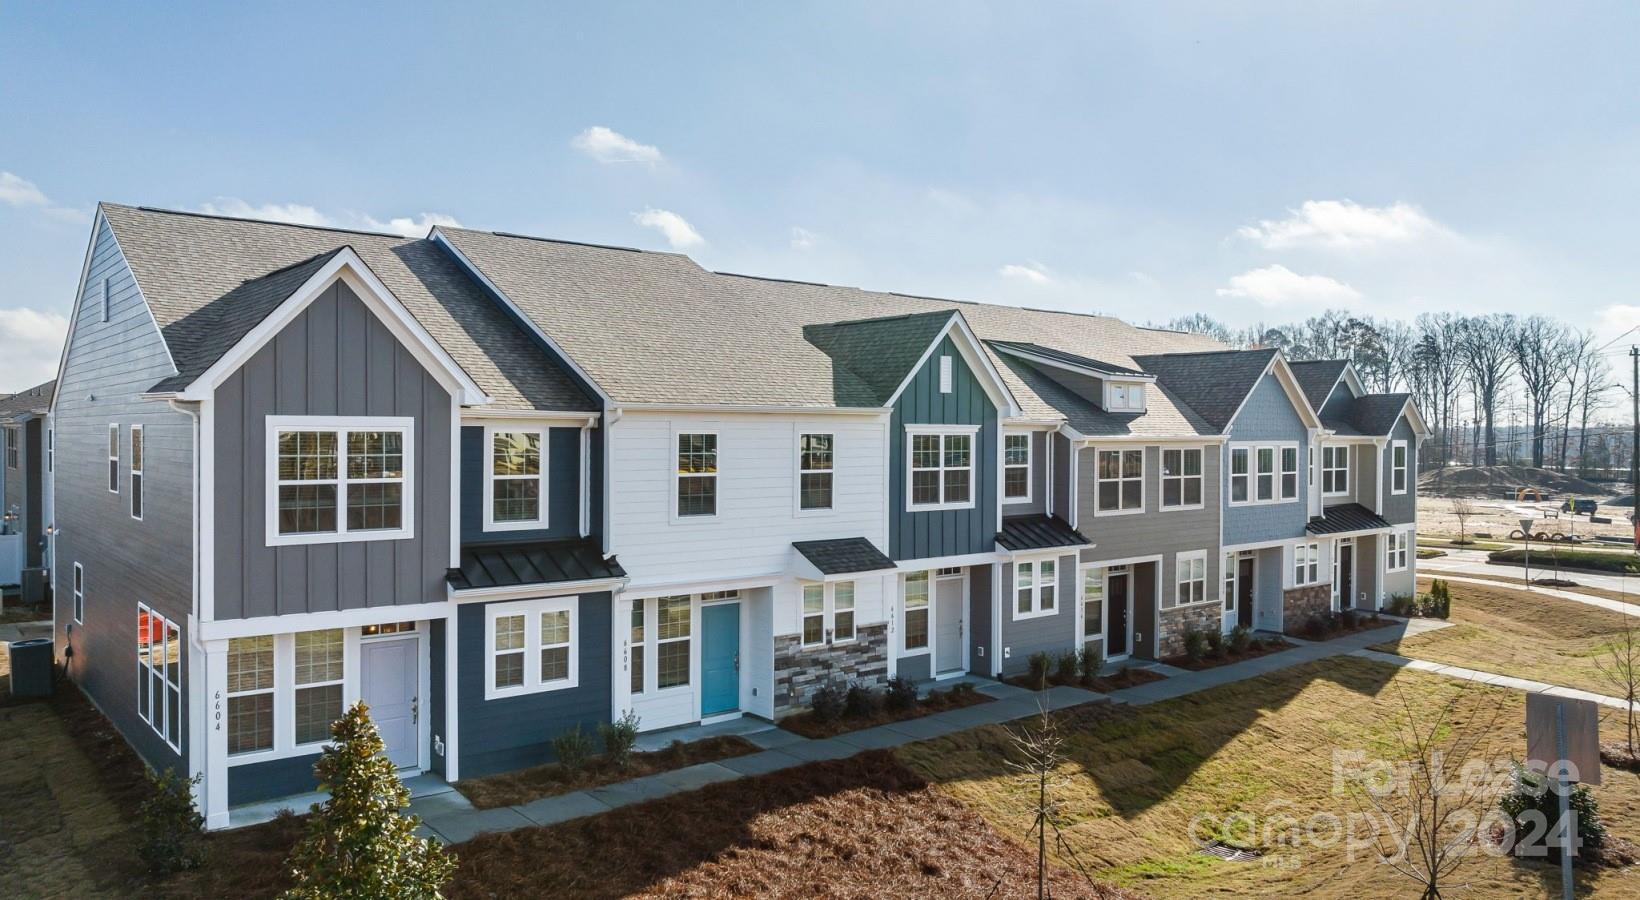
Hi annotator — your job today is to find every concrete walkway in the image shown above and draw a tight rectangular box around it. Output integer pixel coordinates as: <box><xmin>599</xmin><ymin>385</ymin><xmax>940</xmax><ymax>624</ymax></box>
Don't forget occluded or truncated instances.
<box><xmin>1351</xmin><ymin>648</ymin><xmax>1634</xmax><ymax>711</ymax></box>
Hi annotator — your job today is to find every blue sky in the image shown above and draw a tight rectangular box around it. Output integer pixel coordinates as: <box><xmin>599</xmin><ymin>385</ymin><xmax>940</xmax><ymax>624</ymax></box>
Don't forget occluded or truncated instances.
<box><xmin>3</xmin><ymin>2</ymin><xmax>1637</xmax><ymax>392</ymax></box>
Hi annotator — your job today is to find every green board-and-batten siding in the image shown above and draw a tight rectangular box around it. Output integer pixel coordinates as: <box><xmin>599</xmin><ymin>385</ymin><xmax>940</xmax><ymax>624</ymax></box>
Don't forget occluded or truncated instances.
<box><xmin>888</xmin><ymin>335</ymin><xmax>999</xmax><ymax>561</ymax></box>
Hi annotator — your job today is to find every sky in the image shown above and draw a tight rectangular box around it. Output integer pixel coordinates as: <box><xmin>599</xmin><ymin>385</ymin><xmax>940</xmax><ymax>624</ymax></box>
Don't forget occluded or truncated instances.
<box><xmin>2</xmin><ymin>2</ymin><xmax>1638</xmax><ymax>393</ymax></box>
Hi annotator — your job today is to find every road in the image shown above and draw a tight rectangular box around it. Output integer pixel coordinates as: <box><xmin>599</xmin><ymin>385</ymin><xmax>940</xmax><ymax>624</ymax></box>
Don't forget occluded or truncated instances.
<box><xmin>1421</xmin><ymin>547</ymin><xmax>1640</xmax><ymax>595</ymax></box>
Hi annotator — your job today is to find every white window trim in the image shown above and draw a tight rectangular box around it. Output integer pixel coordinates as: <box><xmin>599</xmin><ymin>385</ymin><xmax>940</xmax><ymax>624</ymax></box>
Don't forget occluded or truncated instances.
<box><xmin>481</xmin><ymin>422</ymin><xmax>550</xmax><ymax>532</ymax></box>
<box><xmin>800</xmin><ymin>580</ymin><xmax>857</xmax><ymax>646</ymax></box>
<box><xmin>101</xmin><ymin>276</ymin><xmax>111</xmax><ymax>323</ymax></box>
<box><xmin>129</xmin><ymin>424</ymin><xmax>144</xmax><ymax>521</ymax></box>
<box><xmin>1321</xmin><ymin>444</ymin><xmax>1351</xmax><ymax>498</ymax></box>
<box><xmin>905</xmin><ymin>425</ymin><xmax>980</xmax><ymax>512</ymax></box>
<box><xmin>901</xmin><ymin>571</ymin><xmax>932</xmax><ymax>655</ymax></box>
<box><xmin>1291</xmin><ymin>542</ymin><xmax>1323</xmax><ymax>587</ymax></box>
<box><xmin>1092</xmin><ymin>446</ymin><xmax>1146</xmax><ymax>517</ymax></box>
<box><xmin>292</xmin><ymin>629</ymin><xmax>347</xmax><ymax>749</ymax></box>
<box><xmin>1105</xmin><ymin>381</ymin><xmax>1147</xmax><ymax>412</ymax></box>
<box><xmin>1159</xmin><ymin>446</ymin><xmax>1205</xmax><ymax>511</ymax></box>
<box><xmin>795</xmin><ymin>430</ymin><xmax>836</xmax><ymax>515</ymax></box>
<box><xmin>1002</xmin><ymin>431</ymin><xmax>1033</xmax><ymax>505</ymax></box>
<box><xmin>264</xmin><ymin>415</ymin><xmax>416</xmax><ymax>547</ymax></box>
<box><xmin>1080</xmin><ymin>564</ymin><xmax>1106</xmax><ymax>642</ymax></box>
<box><xmin>1227</xmin><ymin>442</ymin><xmax>1299</xmax><ymax>507</ymax></box>
<box><xmin>483</xmin><ymin>595</ymin><xmax>581</xmax><ymax>701</ymax></box>
<box><xmin>1167</xmin><ymin>549</ymin><xmax>1210</xmax><ymax>609</ymax></box>
<box><xmin>1390</xmin><ymin>439</ymin><xmax>1409</xmax><ymax>496</ymax></box>
<box><xmin>108</xmin><ymin>424</ymin><xmax>119</xmax><ymax>493</ymax></box>
<box><xmin>652</xmin><ymin>595</ymin><xmax>695</xmax><ymax>692</ymax></box>
<box><xmin>1387</xmin><ymin>530</ymin><xmax>1411</xmax><ymax>573</ymax></box>
<box><xmin>672</xmin><ymin>429</ymin><xmax>720</xmax><ymax>521</ymax></box>
<box><xmin>1012</xmin><ymin>555</ymin><xmax>1060</xmax><ymax>621</ymax></box>
<box><xmin>3</xmin><ymin>425</ymin><xmax>17</xmax><ymax>470</ymax></box>
<box><xmin>136</xmin><ymin>603</ymin><xmax>182</xmax><ymax>752</ymax></box>
<box><xmin>72</xmin><ymin>562</ymin><xmax>84</xmax><ymax>624</ymax></box>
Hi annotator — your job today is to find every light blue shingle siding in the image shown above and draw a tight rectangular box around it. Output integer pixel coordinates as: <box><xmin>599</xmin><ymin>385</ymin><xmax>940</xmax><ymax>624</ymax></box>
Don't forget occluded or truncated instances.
<box><xmin>1222</xmin><ymin>372</ymin><xmax>1310</xmax><ymax>545</ymax></box>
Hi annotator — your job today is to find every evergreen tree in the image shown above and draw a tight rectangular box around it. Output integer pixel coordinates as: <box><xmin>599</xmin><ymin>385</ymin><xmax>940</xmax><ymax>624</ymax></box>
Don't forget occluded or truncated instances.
<box><xmin>281</xmin><ymin>701</ymin><xmax>456</xmax><ymax>899</ymax></box>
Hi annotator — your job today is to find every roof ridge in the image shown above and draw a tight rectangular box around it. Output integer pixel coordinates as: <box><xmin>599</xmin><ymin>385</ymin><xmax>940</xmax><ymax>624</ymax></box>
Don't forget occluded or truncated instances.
<box><xmin>817</xmin><ymin>309</ymin><xmax>954</xmax><ymax>329</ymax></box>
<box><xmin>120</xmin><ymin>203</ymin><xmax>408</xmax><ymax>240</ymax></box>
<box><xmin>1135</xmin><ymin>346</ymin><xmax>1274</xmax><ymax>360</ymax></box>
<box><xmin>489</xmin><ymin>231</ymin><xmax>649</xmax><ymax>254</ymax></box>
<box><xmin>716</xmin><ymin>271</ymin><xmax>832</xmax><ymax>288</ymax></box>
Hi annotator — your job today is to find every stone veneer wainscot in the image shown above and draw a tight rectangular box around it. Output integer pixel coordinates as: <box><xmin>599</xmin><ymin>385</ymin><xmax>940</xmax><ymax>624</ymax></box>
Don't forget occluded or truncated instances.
<box><xmin>1158</xmin><ymin>602</ymin><xmax>1223</xmax><ymax>658</ymax></box>
<box><xmin>773</xmin><ymin>623</ymin><xmax>889</xmax><ymax>714</ymax></box>
<box><xmin>1283</xmin><ymin>585</ymin><xmax>1332</xmax><ymax>631</ymax></box>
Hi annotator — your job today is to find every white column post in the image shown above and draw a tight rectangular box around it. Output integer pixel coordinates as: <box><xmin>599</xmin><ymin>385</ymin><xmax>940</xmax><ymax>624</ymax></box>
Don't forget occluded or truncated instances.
<box><xmin>443</xmin><ymin>611</ymin><xmax>460</xmax><ymax>783</ymax></box>
<box><xmin>203</xmin><ymin>638</ymin><xmax>230</xmax><ymax>830</ymax></box>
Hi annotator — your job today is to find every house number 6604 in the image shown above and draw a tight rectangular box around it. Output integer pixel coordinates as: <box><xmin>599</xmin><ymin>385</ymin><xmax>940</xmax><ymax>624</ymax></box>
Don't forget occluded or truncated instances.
<box><xmin>213</xmin><ymin>690</ymin><xmax>223</xmax><ymax>731</ymax></box>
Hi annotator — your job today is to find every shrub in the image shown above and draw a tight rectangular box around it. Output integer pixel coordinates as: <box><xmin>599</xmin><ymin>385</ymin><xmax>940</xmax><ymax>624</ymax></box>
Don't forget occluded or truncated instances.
<box><xmin>810</xmin><ymin>681</ymin><xmax>847</xmax><ymax>722</ymax></box>
<box><xmin>281</xmin><ymin>702</ymin><xmax>455</xmax><ymax>899</ymax></box>
<box><xmin>1341</xmin><ymin>608</ymin><xmax>1360</xmax><ymax>630</ymax></box>
<box><xmin>1387</xmin><ymin>594</ymin><xmax>1416</xmax><ymax>617</ymax></box>
<box><xmin>845</xmin><ymin>683</ymin><xmax>881</xmax><ymax>719</ymax></box>
<box><xmin>1055</xmin><ymin>651</ymin><xmax>1079</xmax><ymax>683</ymax></box>
<box><xmin>1303</xmin><ymin>614</ymin><xmax>1331</xmax><ymax>640</ymax></box>
<box><xmin>885</xmin><ymin>676</ymin><xmax>919</xmax><ymax>712</ymax></box>
<box><xmin>137</xmin><ymin>767</ymin><xmax>206</xmax><ymax>875</ymax></box>
<box><xmin>950</xmin><ymin>680</ymin><xmax>977</xmax><ymax>697</ymax></box>
<box><xmin>1498</xmin><ymin>762</ymin><xmax>1606</xmax><ymax>862</ymax></box>
<box><xmin>1227</xmin><ymin>625</ymin><xmax>1251</xmax><ymax>655</ymax></box>
<box><xmin>1204</xmin><ymin>629</ymin><xmax>1225</xmax><ymax>659</ymax></box>
<box><xmin>1429</xmin><ymin>579</ymin><xmax>1452</xmax><ymax>618</ymax></box>
<box><xmin>552</xmin><ymin>724</ymin><xmax>595</xmax><ymax>773</ymax></box>
<box><xmin>1026</xmin><ymin>651</ymin><xmax>1053</xmax><ymax>690</ymax></box>
<box><xmin>1078</xmin><ymin>644</ymin><xmax>1104</xmax><ymax>683</ymax></box>
<box><xmin>598</xmin><ymin>710</ymin><xmax>641</xmax><ymax>769</ymax></box>
<box><xmin>1181</xmin><ymin>628</ymin><xmax>1207</xmax><ymax>662</ymax></box>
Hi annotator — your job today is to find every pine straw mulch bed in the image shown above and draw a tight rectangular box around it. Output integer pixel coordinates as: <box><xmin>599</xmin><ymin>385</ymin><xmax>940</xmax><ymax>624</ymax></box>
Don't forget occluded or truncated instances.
<box><xmin>1286</xmin><ymin>613</ymin><xmax>1398</xmax><ymax>641</ymax></box>
<box><xmin>779</xmin><ymin>684</ymin><xmax>994</xmax><ymax>739</ymax></box>
<box><xmin>1160</xmin><ymin>637</ymin><xmax>1297</xmax><ymax>671</ymax></box>
<box><xmin>448</xmin><ymin>748</ymin><xmax>1138</xmax><ymax>899</ymax></box>
<box><xmin>457</xmin><ymin>734</ymin><xmax>761</xmax><ymax>809</ymax></box>
<box><xmin>1006</xmin><ymin>666</ymin><xmax>1168</xmax><ymax>695</ymax></box>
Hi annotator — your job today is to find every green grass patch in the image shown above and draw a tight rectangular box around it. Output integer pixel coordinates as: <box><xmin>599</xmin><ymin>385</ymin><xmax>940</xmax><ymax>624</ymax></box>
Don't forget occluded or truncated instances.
<box><xmin>1489</xmin><ymin>547</ymin><xmax>1640</xmax><ymax>574</ymax></box>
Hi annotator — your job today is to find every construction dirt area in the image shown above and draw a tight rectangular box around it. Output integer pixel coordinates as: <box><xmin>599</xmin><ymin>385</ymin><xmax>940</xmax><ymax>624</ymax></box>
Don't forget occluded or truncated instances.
<box><xmin>1418</xmin><ymin>465</ymin><xmax>1633</xmax><ymax>541</ymax></box>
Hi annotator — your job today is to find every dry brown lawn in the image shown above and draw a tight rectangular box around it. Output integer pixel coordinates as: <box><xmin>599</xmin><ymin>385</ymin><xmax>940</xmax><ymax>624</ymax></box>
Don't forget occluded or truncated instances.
<box><xmin>1435</xmin><ymin>569</ymin><xmax>1640</xmax><ymax>606</ymax></box>
<box><xmin>1370</xmin><ymin>577</ymin><xmax>1634</xmax><ymax>697</ymax></box>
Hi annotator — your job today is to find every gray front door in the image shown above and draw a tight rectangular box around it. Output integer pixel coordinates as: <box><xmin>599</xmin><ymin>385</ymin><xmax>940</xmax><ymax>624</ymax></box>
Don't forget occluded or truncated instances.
<box><xmin>935</xmin><ymin>573</ymin><xmax>964</xmax><ymax>673</ymax></box>
<box><xmin>361</xmin><ymin>637</ymin><xmax>418</xmax><ymax>769</ymax></box>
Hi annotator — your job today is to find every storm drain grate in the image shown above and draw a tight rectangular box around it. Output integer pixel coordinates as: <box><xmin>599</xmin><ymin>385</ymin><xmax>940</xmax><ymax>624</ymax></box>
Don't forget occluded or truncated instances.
<box><xmin>1198</xmin><ymin>841</ymin><xmax>1263</xmax><ymax>862</ymax></box>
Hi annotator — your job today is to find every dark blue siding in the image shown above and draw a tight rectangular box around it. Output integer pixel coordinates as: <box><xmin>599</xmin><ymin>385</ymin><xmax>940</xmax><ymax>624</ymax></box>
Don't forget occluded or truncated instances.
<box><xmin>459</xmin><ymin>426</ymin><xmax>582</xmax><ymax>543</ymax></box>
<box><xmin>229</xmin><ymin>753</ymin><xmax>322</xmax><ymax>806</ymax></box>
<box><xmin>457</xmin><ymin>591</ymin><xmax>613</xmax><ymax>779</ymax></box>
<box><xmin>889</xmin><ymin>336</ymin><xmax>1000</xmax><ymax>561</ymax></box>
<box><xmin>429</xmin><ymin>619</ymin><xmax>447</xmax><ymax>778</ymax></box>
<box><xmin>968</xmin><ymin>564</ymin><xmax>993</xmax><ymax>675</ymax></box>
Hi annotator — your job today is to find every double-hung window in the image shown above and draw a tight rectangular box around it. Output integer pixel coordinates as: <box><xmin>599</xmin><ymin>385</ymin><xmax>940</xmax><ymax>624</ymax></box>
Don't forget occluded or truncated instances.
<box><xmin>1387</xmin><ymin>531</ymin><xmax>1410</xmax><ymax>572</ymax></box>
<box><xmin>294</xmin><ymin>629</ymin><xmax>345</xmax><ymax>745</ymax></box>
<box><xmin>798</xmin><ymin>433</ymin><xmax>834</xmax><ymax>511</ymax></box>
<box><xmin>72</xmin><ymin>562</ymin><xmax>84</xmax><ymax>623</ymax></box>
<box><xmin>1015</xmin><ymin>558</ymin><xmax>1057</xmax><ymax>618</ymax></box>
<box><xmin>1322</xmin><ymin>445</ymin><xmax>1350</xmax><ymax>496</ymax></box>
<box><xmin>1280</xmin><ymin>447</ymin><xmax>1299</xmax><ymax>500</ymax></box>
<box><xmin>227</xmin><ymin>635</ymin><xmax>274</xmax><ymax>755</ymax></box>
<box><xmin>1391</xmin><ymin>440</ymin><xmax>1409</xmax><ymax>495</ymax></box>
<box><xmin>903</xmin><ymin>572</ymin><xmax>930</xmax><ymax>651</ymax></box>
<box><xmin>1255</xmin><ymin>447</ymin><xmax>1276</xmax><ymax>502</ymax></box>
<box><xmin>1229</xmin><ymin>448</ymin><xmax>1249</xmax><ymax>503</ymax></box>
<box><xmin>656</xmin><ymin>596</ymin><xmax>691</xmax><ymax>689</ymax></box>
<box><xmin>1003</xmin><ymin>432</ymin><xmax>1032</xmax><ymax>502</ymax></box>
<box><xmin>1169</xmin><ymin>551</ymin><xmax>1207</xmax><ymax>608</ymax></box>
<box><xmin>908</xmin><ymin>429</ymin><xmax>974</xmax><ymax>510</ymax></box>
<box><xmin>1231</xmin><ymin>444</ymin><xmax>1299</xmax><ymax>505</ymax></box>
<box><xmin>108</xmin><ymin>424</ymin><xmax>119</xmax><ymax>492</ymax></box>
<box><xmin>269</xmin><ymin>418</ymin><xmax>412</xmax><ymax>544</ymax></box>
<box><xmin>1160</xmin><ymin>448</ymin><xmax>1202</xmax><ymax>509</ymax></box>
<box><xmin>130</xmin><ymin>425</ymin><xmax>144</xmax><ymax>521</ymax></box>
<box><xmin>3</xmin><ymin>425</ymin><xmax>17</xmax><ymax>469</ymax></box>
<box><xmin>486</xmin><ymin>596</ymin><xmax>580</xmax><ymax>699</ymax></box>
<box><xmin>801</xmin><ymin>581</ymin><xmax>856</xmax><ymax>646</ymax></box>
<box><xmin>676</xmin><ymin>433</ymin><xmax>718</xmax><ymax>517</ymax></box>
<box><xmin>1095</xmin><ymin>448</ymin><xmax>1143</xmax><ymax>514</ymax></box>
<box><xmin>485</xmin><ymin>425</ymin><xmax>547</xmax><ymax>529</ymax></box>
<box><xmin>1293</xmin><ymin>542</ymin><xmax>1321</xmax><ymax>586</ymax></box>
<box><xmin>137</xmin><ymin>604</ymin><xmax>182</xmax><ymax>751</ymax></box>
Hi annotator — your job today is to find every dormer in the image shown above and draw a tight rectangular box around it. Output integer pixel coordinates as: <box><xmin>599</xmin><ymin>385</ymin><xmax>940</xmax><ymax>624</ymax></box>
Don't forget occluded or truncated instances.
<box><xmin>987</xmin><ymin>341</ymin><xmax>1156</xmax><ymax>414</ymax></box>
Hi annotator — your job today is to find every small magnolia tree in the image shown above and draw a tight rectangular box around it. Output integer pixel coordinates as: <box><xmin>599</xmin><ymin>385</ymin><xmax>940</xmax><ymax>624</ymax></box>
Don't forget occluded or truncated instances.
<box><xmin>281</xmin><ymin>702</ymin><xmax>455</xmax><ymax>899</ymax></box>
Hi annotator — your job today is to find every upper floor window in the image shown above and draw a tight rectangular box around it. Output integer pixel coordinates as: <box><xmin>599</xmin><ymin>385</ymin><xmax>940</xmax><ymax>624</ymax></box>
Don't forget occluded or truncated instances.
<box><xmin>3</xmin><ymin>425</ymin><xmax>17</xmax><ymax>469</ymax></box>
<box><xmin>108</xmin><ymin>424</ymin><xmax>119</xmax><ymax>492</ymax></box>
<box><xmin>907</xmin><ymin>428</ymin><xmax>974</xmax><ymax>511</ymax></box>
<box><xmin>1167</xmin><ymin>551</ymin><xmax>1207</xmax><ymax>608</ymax></box>
<box><xmin>1321</xmin><ymin>445</ymin><xmax>1350</xmax><ymax>497</ymax></box>
<box><xmin>130</xmin><ymin>425</ymin><xmax>144</xmax><ymax>521</ymax></box>
<box><xmin>1293</xmin><ymin>542</ymin><xmax>1321</xmax><ymax>586</ymax></box>
<box><xmin>801</xmin><ymin>580</ymin><xmax>856</xmax><ymax>646</ymax></box>
<box><xmin>798</xmin><ymin>433</ymin><xmax>834</xmax><ymax>511</ymax></box>
<box><xmin>1106</xmin><ymin>381</ymin><xmax>1146</xmax><ymax>412</ymax></box>
<box><xmin>1232</xmin><ymin>444</ymin><xmax>1298</xmax><ymax>505</ymax></box>
<box><xmin>268</xmin><ymin>417</ymin><xmax>413</xmax><ymax>545</ymax></box>
<box><xmin>1015</xmin><ymin>558</ymin><xmax>1057</xmax><ymax>619</ymax></box>
<box><xmin>1160</xmin><ymin>447</ymin><xmax>1202</xmax><ymax>509</ymax></box>
<box><xmin>1003</xmin><ymin>432</ymin><xmax>1032</xmax><ymax>502</ymax></box>
<box><xmin>485</xmin><ymin>425</ymin><xmax>547</xmax><ymax>530</ymax></box>
<box><xmin>676</xmin><ymin>433</ymin><xmax>718</xmax><ymax>517</ymax></box>
<box><xmin>1391</xmin><ymin>440</ymin><xmax>1409</xmax><ymax>495</ymax></box>
<box><xmin>1095</xmin><ymin>448</ymin><xmax>1143</xmax><ymax>515</ymax></box>
<box><xmin>485</xmin><ymin>595</ymin><xmax>579</xmax><ymax>700</ymax></box>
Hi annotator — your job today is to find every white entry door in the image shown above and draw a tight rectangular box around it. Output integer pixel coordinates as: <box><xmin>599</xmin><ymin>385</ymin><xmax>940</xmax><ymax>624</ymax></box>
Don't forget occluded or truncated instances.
<box><xmin>934</xmin><ymin>571</ymin><xmax>966</xmax><ymax>674</ymax></box>
<box><xmin>361</xmin><ymin>637</ymin><xmax>418</xmax><ymax>769</ymax></box>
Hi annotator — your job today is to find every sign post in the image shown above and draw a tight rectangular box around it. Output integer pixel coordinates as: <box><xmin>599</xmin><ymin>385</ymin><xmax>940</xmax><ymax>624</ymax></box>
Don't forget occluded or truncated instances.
<box><xmin>1520</xmin><ymin>517</ymin><xmax>1536</xmax><ymax>590</ymax></box>
<box><xmin>1526</xmin><ymin>694</ymin><xmax>1601</xmax><ymax>900</ymax></box>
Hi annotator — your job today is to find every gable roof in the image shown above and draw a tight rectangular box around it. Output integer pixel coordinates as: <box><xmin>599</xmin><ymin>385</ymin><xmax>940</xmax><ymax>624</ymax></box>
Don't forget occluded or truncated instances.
<box><xmin>803</xmin><ymin>311</ymin><xmax>960</xmax><ymax>407</ymax></box>
<box><xmin>99</xmin><ymin>205</ymin><xmax>596</xmax><ymax>412</ymax></box>
<box><xmin>0</xmin><ymin>379</ymin><xmax>55</xmax><ymax>420</ymax></box>
<box><xmin>1129</xmin><ymin>348</ymin><xmax>1279</xmax><ymax>434</ymax></box>
<box><xmin>1350</xmin><ymin>393</ymin><xmax>1416</xmax><ymax>437</ymax></box>
<box><xmin>1287</xmin><ymin>359</ymin><xmax>1351</xmax><ymax>412</ymax></box>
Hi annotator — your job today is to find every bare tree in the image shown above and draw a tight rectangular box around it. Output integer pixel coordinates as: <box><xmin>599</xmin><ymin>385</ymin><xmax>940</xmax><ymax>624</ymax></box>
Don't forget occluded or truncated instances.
<box><xmin>1576</xmin><ymin>343</ymin><xmax>1615</xmax><ymax>476</ymax></box>
<box><xmin>1511</xmin><ymin>315</ymin><xmax>1570</xmax><ymax>469</ymax></box>
<box><xmin>1347</xmin><ymin>685</ymin><xmax>1510</xmax><ymax>900</ymax></box>
<box><xmin>1417</xmin><ymin>314</ymin><xmax>1467</xmax><ymax>468</ymax></box>
<box><xmin>1459</xmin><ymin>314</ymin><xmax>1518</xmax><ymax>467</ymax></box>
<box><xmin>1006</xmin><ymin>709</ymin><xmax>1103</xmax><ymax>900</ymax></box>
<box><xmin>1450</xmin><ymin>498</ymin><xmax>1475</xmax><ymax>546</ymax></box>
<box><xmin>1596</xmin><ymin>612</ymin><xmax>1640</xmax><ymax>761</ymax></box>
<box><xmin>1162</xmin><ymin>313</ymin><xmax>1232</xmax><ymax>343</ymax></box>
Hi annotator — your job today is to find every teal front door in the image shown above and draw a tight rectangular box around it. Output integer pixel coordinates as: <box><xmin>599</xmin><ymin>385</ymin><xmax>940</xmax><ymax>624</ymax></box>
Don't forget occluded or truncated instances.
<box><xmin>701</xmin><ymin>603</ymin><xmax>741</xmax><ymax>716</ymax></box>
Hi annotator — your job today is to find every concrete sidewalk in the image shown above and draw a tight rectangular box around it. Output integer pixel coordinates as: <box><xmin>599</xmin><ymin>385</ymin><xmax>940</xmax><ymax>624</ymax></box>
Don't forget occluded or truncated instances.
<box><xmin>1351</xmin><ymin>648</ymin><xmax>1634</xmax><ymax>710</ymax></box>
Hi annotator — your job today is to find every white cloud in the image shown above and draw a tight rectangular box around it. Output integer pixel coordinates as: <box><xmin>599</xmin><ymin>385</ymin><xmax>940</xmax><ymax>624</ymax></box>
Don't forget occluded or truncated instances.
<box><xmin>1237</xmin><ymin>200</ymin><xmax>1449</xmax><ymax>251</ymax></box>
<box><xmin>998</xmin><ymin>262</ymin><xmax>1051</xmax><ymax>285</ymax></box>
<box><xmin>1215</xmin><ymin>264</ymin><xmax>1362</xmax><ymax>307</ymax></box>
<box><xmin>198</xmin><ymin>198</ymin><xmax>460</xmax><ymax>238</ymax></box>
<box><xmin>0</xmin><ymin>307</ymin><xmax>69</xmax><ymax>392</ymax></box>
<box><xmin>0</xmin><ymin>171</ymin><xmax>90</xmax><ymax>223</ymax></box>
<box><xmin>572</xmin><ymin>126</ymin><xmax>663</xmax><ymax>165</ymax></box>
<box><xmin>790</xmin><ymin>226</ymin><xmax>817</xmax><ymax>251</ymax></box>
<box><xmin>633</xmin><ymin>208</ymin><xmax>703</xmax><ymax>249</ymax></box>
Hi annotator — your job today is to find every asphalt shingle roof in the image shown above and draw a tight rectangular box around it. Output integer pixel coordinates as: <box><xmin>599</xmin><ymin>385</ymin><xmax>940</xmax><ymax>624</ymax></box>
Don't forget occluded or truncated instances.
<box><xmin>792</xmin><ymin>537</ymin><xmax>898</xmax><ymax>575</ymax></box>
<box><xmin>1287</xmin><ymin>359</ymin><xmax>1351</xmax><ymax>412</ymax></box>
<box><xmin>996</xmin><ymin>515</ymin><xmax>1092</xmax><ymax>552</ymax></box>
<box><xmin>1351</xmin><ymin>394</ymin><xmax>1412</xmax><ymax>437</ymax></box>
<box><xmin>0</xmin><ymin>380</ymin><xmax>55</xmax><ymax>419</ymax></box>
<box><xmin>101</xmin><ymin>205</ymin><xmax>596</xmax><ymax>412</ymax></box>
<box><xmin>1130</xmin><ymin>348</ymin><xmax>1279</xmax><ymax>434</ymax></box>
<box><xmin>986</xmin><ymin>341</ymin><xmax>1149</xmax><ymax>377</ymax></box>
<box><xmin>803</xmin><ymin>311</ymin><xmax>958</xmax><ymax>407</ymax></box>
<box><xmin>447</xmin><ymin>537</ymin><xmax>626</xmax><ymax>591</ymax></box>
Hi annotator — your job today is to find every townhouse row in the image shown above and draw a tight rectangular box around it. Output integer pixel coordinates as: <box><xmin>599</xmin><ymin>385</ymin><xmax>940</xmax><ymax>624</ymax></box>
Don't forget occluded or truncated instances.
<box><xmin>42</xmin><ymin>204</ymin><xmax>1426</xmax><ymax>827</ymax></box>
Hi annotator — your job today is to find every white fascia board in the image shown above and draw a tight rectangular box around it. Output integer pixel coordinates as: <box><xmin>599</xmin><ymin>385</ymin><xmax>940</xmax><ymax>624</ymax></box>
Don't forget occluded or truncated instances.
<box><xmin>429</xmin><ymin>228</ymin><xmax>614</xmax><ymax>406</ymax></box>
<box><xmin>615</xmin><ymin>402</ymin><xmax>889</xmax><ymax>417</ymax></box>
<box><xmin>461</xmin><ymin>408</ymin><xmax>600</xmax><ymax>426</ymax></box>
<box><xmin>449</xmin><ymin>576</ymin><xmax>628</xmax><ymax>603</ymax></box>
<box><xmin>988</xmin><ymin>343</ymin><xmax>1156</xmax><ymax>383</ymax></box>
<box><xmin>196</xmin><ymin>600</ymin><xmax>456</xmax><ymax>641</ymax></box>
<box><xmin>882</xmin><ymin>313</ymin><xmax>1024</xmax><ymax>417</ymax></box>
<box><xmin>1072</xmin><ymin>433</ymin><xmax>1226</xmax><ymax>446</ymax></box>
<box><xmin>1223</xmin><ymin>352</ymin><xmax>1323</xmax><ymax>434</ymax></box>
<box><xmin>1340</xmin><ymin>364</ymin><xmax>1368</xmax><ymax>398</ymax></box>
<box><xmin>1398</xmin><ymin>398</ymin><xmax>1433</xmax><ymax>439</ymax></box>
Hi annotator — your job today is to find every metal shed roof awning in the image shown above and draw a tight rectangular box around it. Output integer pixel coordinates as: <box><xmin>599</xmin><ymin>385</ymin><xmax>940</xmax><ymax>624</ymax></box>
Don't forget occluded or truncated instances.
<box><xmin>997</xmin><ymin>515</ymin><xmax>1093</xmax><ymax>552</ymax></box>
<box><xmin>448</xmin><ymin>537</ymin><xmax>626</xmax><ymax>592</ymax></box>
<box><xmin>1306</xmin><ymin>503</ymin><xmax>1394</xmax><ymax>536</ymax></box>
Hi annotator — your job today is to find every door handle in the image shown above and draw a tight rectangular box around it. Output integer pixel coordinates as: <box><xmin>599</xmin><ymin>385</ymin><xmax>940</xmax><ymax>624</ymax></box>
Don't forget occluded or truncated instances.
<box><xmin>733</xmin><ymin>652</ymin><xmax>740</xmax><ymax>673</ymax></box>
<box><xmin>411</xmin><ymin>696</ymin><xmax>419</xmax><ymax>724</ymax></box>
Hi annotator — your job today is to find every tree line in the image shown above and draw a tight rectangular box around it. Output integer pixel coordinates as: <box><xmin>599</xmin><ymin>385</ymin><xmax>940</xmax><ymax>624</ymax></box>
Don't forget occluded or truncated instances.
<box><xmin>1161</xmin><ymin>310</ymin><xmax>1626</xmax><ymax>478</ymax></box>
